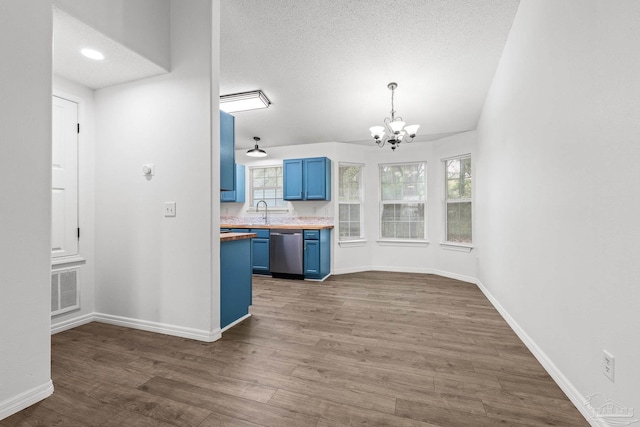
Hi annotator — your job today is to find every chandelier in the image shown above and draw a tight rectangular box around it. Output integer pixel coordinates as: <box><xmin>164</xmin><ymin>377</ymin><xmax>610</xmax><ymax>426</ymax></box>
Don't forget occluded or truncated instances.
<box><xmin>369</xmin><ymin>82</ymin><xmax>419</xmax><ymax>150</ymax></box>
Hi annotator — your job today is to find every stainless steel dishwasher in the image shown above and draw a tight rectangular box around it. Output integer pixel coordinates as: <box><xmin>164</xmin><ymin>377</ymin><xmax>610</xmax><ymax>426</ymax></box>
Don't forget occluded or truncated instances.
<box><xmin>269</xmin><ymin>229</ymin><xmax>304</xmax><ymax>278</ymax></box>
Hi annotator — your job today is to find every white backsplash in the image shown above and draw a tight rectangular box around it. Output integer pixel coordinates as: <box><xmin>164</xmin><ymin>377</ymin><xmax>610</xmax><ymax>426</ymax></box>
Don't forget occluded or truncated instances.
<box><xmin>221</xmin><ymin>216</ymin><xmax>334</xmax><ymax>226</ymax></box>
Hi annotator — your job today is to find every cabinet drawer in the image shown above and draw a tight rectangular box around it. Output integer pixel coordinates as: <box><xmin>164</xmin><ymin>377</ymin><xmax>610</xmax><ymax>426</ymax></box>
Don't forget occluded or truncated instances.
<box><xmin>303</xmin><ymin>230</ymin><xmax>320</xmax><ymax>240</ymax></box>
<box><xmin>251</xmin><ymin>229</ymin><xmax>270</xmax><ymax>238</ymax></box>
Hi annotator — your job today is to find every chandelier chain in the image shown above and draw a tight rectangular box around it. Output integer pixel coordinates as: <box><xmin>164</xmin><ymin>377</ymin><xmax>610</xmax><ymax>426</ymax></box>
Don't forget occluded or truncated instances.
<box><xmin>390</xmin><ymin>86</ymin><xmax>395</xmax><ymax>120</ymax></box>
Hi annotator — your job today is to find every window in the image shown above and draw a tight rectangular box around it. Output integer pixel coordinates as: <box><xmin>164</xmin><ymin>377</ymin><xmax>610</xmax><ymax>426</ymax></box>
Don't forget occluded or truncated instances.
<box><xmin>338</xmin><ymin>163</ymin><xmax>364</xmax><ymax>241</ymax></box>
<box><xmin>379</xmin><ymin>162</ymin><xmax>427</xmax><ymax>240</ymax></box>
<box><xmin>250</xmin><ymin>165</ymin><xmax>287</xmax><ymax>208</ymax></box>
<box><xmin>445</xmin><ymin>155</ymin><xmax>472</xmax><ymax>243</ymax></box>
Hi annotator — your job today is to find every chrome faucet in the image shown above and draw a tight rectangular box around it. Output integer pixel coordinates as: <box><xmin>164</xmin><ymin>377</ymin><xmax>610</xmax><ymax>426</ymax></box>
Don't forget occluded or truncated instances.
<box><xmin>256</xmin><ymin>200</ymin><xmax>268</xmax><ymax>224</ymax></box>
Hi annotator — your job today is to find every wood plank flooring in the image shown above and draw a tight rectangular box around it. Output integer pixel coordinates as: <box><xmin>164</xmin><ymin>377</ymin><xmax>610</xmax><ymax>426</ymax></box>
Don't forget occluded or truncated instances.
<box><xmin>1</xmin><ymin>272</ymin><xmax>588</xmax><ymax>426</ymax></box>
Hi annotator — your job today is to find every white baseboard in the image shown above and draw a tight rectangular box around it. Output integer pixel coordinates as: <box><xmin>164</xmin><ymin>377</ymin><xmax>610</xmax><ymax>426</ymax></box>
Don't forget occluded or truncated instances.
<box><xmin>51</xmin><ymin>312</ymin><xmax>94</xmax><ymax>335</ymax></box>
<box><xmin>352</xmin><ymin>265</ymin><xmax>477</xmax><ymax>285</ymax></box>
<box><xmin>475</xmin><ymin>279</ymin><xmax>597</xmax><ymax>426</ymax></box>
<box><xmin>305</xmin><ymin>273</ymin><xmax>332</xmax><ymax>282</ymax></box>
<box><xmin>428</xmin><ymin>268</ymin><xmax>476</xmax><ymax>284</ymax></box>
<box><xmin>93</xmin><ymin>313</ymin><xmax>222</xmax><ymax>343</ymax></box>
<box><xmin>331</xmin><ymin>266</ymin><xmax>371</xmax><ymax>275</ymax></box>
<box><xmin>369</xmin><ymin>265</ymin><xmax>434</xmax><ymax>275</ymax></box>
<box><xmin>0</xmin><ymin>380</ymin><xmax>54</xmax><ymax>421</ymax></box>
<box><xmin>51</xmin><ymin>311</ymin><xmax>222</xmax><ymax>343</ymax></box>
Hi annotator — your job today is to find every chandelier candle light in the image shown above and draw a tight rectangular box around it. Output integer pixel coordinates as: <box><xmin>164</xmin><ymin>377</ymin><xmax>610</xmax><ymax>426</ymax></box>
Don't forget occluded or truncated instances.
<box><xmin>369</xmin><ymin>82</ymin><xmax>419</xmax><ymax>151</ymax></box>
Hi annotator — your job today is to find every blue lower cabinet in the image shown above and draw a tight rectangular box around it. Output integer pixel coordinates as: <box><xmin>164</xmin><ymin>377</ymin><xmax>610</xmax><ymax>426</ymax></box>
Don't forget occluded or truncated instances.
<box><xmin>303</xmin><ymin>229</ymin><xmax>331</xmax><ymax>280</ymax></box>
<box><xmin>251</xmin><ymin>229</ymin><xmax>270</xmax><ymax>274</ymax></box>
<box><xmin>220</xmin><ymin>238</ymin><xmax>252</xmax><ymax>329</ymax></box>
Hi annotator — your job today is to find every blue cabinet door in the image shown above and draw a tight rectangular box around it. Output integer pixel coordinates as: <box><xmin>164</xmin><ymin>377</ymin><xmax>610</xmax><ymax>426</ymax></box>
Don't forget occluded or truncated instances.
<box><xmin>252</xmin><ymin>238</ymin><xmax>270</xmax><ymax>274</ymax></box>
<box><xmin>304</xmin><ymin>239</ymin><xmax>320</xmax><ymax>276</ymax></box>
<box><xmin>220</xmin><ymin>190</ymin><xmax>236</xmax><ymax>202</ymax></box>
<box><xmin>283</xmin><ymin>159</ymin><xmax>304</xmax><ymax>200</ymax></box>
<box><xmin>220</xmin><ymin>238</ymin><xmax>252</xmax><ymax>328</ymax></box>
<box><xmin>221</xmin><ymin>164</ymin><xmax>245</xmax><ymax>203</ymax></box>
<box><xmin>220</xmin><ymin>111</ymin><xmax>235</xmax><ymax>191</ymax></box>
<box><xmin>304</xmin><ymin>157</ymin><xmax>330</xmax><ymax>200</ymax></box>
<box><xmin>304</xmin><ymin>228</ymin><xmax>331</xmax><ymax>280</ymax></box>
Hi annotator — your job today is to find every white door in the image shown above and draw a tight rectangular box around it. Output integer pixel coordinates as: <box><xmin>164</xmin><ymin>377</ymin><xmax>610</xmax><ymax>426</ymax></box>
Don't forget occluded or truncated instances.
<box><xmin>51</xmin><ymin>96</ymin><xmax>79</xmax><ymax>259</ymax></box>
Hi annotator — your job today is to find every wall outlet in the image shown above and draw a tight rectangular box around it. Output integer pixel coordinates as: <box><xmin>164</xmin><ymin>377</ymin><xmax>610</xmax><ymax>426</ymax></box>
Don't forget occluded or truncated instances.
<box><xmin>164</xmin><ymin>202</ymin><xmax>176</xmax><ymax>217</ymax></box>
<box><xmin>603</xmin><ymin>350</ymin><xmax>615</xmax><ymax>382</ymax></box>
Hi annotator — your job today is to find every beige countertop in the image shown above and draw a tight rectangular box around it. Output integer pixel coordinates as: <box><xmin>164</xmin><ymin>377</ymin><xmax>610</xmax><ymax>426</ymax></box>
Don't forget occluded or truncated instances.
<box><xmin>220</xmin><ymin>223</ymin><xmax>334</xmax><ymax>230</ymax></box>
<box><xmin>220</xmin><ymin>232</ymin><xmax>257</xmax><ymax>242</ymax></box>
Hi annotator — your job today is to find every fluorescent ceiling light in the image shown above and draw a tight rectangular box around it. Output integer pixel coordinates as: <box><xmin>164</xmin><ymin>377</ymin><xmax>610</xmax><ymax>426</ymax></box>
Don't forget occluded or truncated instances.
<box><xmin>80</xmin><ymin>48</ymin><xmax>105</xmax><ymax>60</ymax></box>
<box><xmin>220</xmin><ymin>90</ymin><xmax>270</xmax><ymax>113</ymax></box>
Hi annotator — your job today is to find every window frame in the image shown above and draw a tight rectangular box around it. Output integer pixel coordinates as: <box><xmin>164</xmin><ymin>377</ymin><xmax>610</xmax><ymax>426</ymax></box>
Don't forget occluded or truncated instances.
<box><xmin>378</xmin><ymin>161</ymin><xmax>428</xmax><ymax>243</ymax></box>
<box><xmin>248</xmin><ymin>164</ymin><xmax>288</xmax><ymax>212</ymax></box>
<box><xmin>338</xmin><ymin>162</ymin><xmax>365</xmax><ymax>243</ymax></box>
<box><xmin>443</xmin><ymin>154</ymin><xmax>473</xmax><ymax>248</ymax></box>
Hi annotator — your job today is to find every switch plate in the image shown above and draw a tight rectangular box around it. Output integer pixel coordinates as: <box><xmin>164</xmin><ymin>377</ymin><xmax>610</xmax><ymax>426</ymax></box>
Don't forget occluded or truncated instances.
<box><xmin>164</xmin><ymin>202</ymin><xmax>176</xmax><ymax>217</ymax></box>
<box><xmin>603</xmin><ymin>350</ymin><xmax>615</xmax><ymax>382</ymax></box>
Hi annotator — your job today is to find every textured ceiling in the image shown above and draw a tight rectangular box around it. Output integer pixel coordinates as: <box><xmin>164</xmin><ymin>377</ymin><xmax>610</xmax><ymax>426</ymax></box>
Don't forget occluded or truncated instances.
<box><xmin>52</xmin><ymin>1</ymin><xmax>520</xmax><ymax>150</ymax></box>
<box><xmin>53</xmin><ymin>7</ymin><xmax>167</xmax><ymax>90</ymax></box>
<box><xmin>221</xmin><ymin>0</ymin><xmax>520</xmax><ymax>150</ymax></box>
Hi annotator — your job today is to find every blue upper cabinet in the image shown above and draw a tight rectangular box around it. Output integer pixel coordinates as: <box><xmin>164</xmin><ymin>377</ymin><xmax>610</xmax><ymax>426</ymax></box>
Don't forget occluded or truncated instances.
<box><xmin>220</xmin><ymin>111</ymin><xmax>235</xmax><ymax>191</ymax></box>
<box><xmin>283</xmin><ymin>159</ymin><xmax>304</xmax><ymax>200</ymax></box>
<box><xmin>283</xmin><ymin>157</ymin><xmax>331</xmax><ymax>201</ymax></box>
<box><xmin>221</xmin><ymin>164</ymin><xmax>246</xmax><ymax>203</ymax></box>
<box><xmin>304</xmin><ymin>157</ymin><xmax>331</xmax><ymax>200</ymax></box>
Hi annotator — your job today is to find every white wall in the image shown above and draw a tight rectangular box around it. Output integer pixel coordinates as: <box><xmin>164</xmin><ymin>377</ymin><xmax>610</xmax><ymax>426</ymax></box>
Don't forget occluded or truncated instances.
<box><xmin>51</xmin><ymin>75</ymin><xmax>97</xmax><ymax>331</ymax></box>
<box><xmin>93</xmin><ymin>0</ymin><xmax>219</xmax><ymax>340</ymax></box>
<box><xmin>477</xmin><ymin>0</ymin><xmax>640</xmax><ymax>417</ymax></box>
<box><xmin>0</xmin><ymin>1</ymin><xmax>54</xmax><ymax>419</ymax></box>
<box><xmin>367</xmin><ymin>133</ymin><xmax>476</xmax><ymax>282</ymax></box>
<box><xmin>53</xmin><ymin>0</ymin><xmax>171</xmax><ymax>71</ymax></box>
<box><xmin>234</xmin><ymin>133</ymin><xmax>477</xmax><ymax>281</ymax></box>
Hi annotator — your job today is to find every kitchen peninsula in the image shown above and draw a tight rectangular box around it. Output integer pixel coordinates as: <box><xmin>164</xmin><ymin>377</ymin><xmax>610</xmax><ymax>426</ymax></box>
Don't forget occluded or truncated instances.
<box><xmin>220</xmin><ymin>231</ymin><xmax>255</xmax><ymax>330</ymax></box>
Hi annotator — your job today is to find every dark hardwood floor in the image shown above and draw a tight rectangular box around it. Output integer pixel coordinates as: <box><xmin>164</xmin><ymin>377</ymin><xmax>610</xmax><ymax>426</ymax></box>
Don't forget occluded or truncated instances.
<box><xmin>2</xmin><ymin>272</ymin><xmax>588</xmax><ymax>426</ymax></box>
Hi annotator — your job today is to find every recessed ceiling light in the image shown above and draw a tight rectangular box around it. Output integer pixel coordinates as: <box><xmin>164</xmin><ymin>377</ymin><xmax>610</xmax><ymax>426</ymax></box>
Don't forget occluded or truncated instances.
<box><xmin>80</xmin><ymin>48</ymin><xmax>105</xmax><ymax>61</ymax></box>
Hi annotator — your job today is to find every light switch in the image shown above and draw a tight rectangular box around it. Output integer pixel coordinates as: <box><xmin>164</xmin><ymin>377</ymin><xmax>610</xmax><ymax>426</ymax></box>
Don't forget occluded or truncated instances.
<box><xmin>164</xmin><ymin>202</ymin><xmax>176</xmax><ymax>217</ymax></box>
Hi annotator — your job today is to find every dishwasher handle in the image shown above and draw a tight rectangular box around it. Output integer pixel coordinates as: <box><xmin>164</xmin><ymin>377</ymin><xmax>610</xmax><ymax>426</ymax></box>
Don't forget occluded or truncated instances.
<box><xmin>270</xmin><ymin>230</ymin><xmax>303</xmax><ymax>236</ymax></box>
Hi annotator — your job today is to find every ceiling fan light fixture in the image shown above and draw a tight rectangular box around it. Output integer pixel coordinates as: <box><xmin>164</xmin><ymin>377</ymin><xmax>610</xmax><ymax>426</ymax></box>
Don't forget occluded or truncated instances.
<box><xmin>221</xmin><ymin>90</ymin><xmax>271</xmax><ymax>113</ymax></box>
<box><xmin>246</xmin><ymin>136</ymin><xmax>267</xmax><ymax>157</ymax></box>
